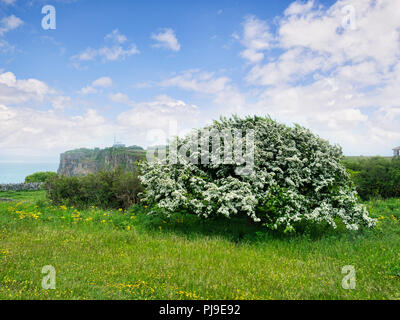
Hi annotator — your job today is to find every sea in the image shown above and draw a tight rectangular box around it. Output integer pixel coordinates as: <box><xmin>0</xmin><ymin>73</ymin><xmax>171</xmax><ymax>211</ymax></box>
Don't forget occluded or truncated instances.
<box><xmin>0</xmin><ymin>163</ymin><xmax>59</xmax><ymax>184</ymax></box>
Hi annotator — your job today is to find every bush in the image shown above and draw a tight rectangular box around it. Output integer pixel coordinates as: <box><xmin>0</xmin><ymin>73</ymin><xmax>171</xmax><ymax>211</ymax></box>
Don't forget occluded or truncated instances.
<box><xmin>342</xmin><ymin>157</ymin><xmax>400</xmax><ymax>200</ymax></box>
<box><xmin>45</xmin><ymin>168</ymin><xmax>143</xmax><ymax>209</ymax></box>
<box><xmin>25</xmin><ymin>171</ymin><xmax>57</xmax><ymax>183</ymax></box>
<box><xmin>139</xmin><ymin>115</ymin><xmax>376</xmax><ymax>233</ymax></box>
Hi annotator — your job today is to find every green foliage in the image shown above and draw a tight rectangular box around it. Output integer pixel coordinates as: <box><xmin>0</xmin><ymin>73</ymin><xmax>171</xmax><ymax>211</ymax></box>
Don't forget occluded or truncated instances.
<box><xmin>0</xmin><ymin>191</ymin><xmax>399</xmax><ymax>299</ymax></box>
<box><xmin>342</xmin><ymin>156</ymin><xmax>400</xmax><ymax>200</ymax></box>
<box><xmin>0</xmin><ymin>190</ymin><xmax>46</xmax><ymax>202</ymax></box>
<box><xmin>45</xmin><ymin>168</ymin><xmax>143</xmax><ymax>209</ymax></box>
<box><xmin>24</xmin><ymin>171</ymin><xmax>57</xmax><ymax>183</ymax></box>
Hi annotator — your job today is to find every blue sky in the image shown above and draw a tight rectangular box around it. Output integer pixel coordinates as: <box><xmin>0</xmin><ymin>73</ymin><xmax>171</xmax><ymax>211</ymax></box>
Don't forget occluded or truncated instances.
<box><xmin>4</xmin><ymin>0</ymin><xmax>295</xmax><ymax>103</ymax></box>
<box><xmin>1</xmin><ymin>0</ymin><xmax>400</xmax><ymax>162</ymax></box>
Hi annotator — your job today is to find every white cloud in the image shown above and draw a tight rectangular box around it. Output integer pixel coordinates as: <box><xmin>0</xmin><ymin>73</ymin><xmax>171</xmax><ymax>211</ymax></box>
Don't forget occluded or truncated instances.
<box><xmin>92</xmin><ymin>76</ymin><xmax>113</xmax><ymax>88</ymax></box>
<box><xmin>97</xmin><ymin>45</ymin><xmax>139</xmax><ymax>61</ymax></box>
<box><xmin>0</xmin><ymin>104</ymin><xmax>113</xmax><ymax>157</ymax></box>
<box><xmin>132</xmin><ymin>81</ymin><xmax>154</xmax><ymax>89</ymax></box>
<box><xmin>3</xmin><ymin>0</ymin><xmax>400</xmax><ymax>158</ymax></box>
<box><xmin>116</xmin><ymin>95</ymin><xmax>201</xmax><ymax>146</ymax></box>
<box><xmin>284</xmin><ymin>0</ymin><xmax>315</xmax><ymax>16</ymax></box>
<box><xmin>71</xmin><ymin>30</ymin><xmax>139</xmax><ymax>67</ymax></box>
<box><xmin>0</xmin><ymin>71</ymin><xmax>73</xmax><ymax>114</ymax></box>
<box><xmin>109</xmin><ymin>92</ymin><xmax>134</xmax><ymax>106</ymax></box>
<box><xmin>1</xmin><ymin>15</ymin><xmax>22</xmax><ymax>29</ymax></box>
<box><xmin>0</xmin><ymin>38</ymin><xmax>14</xmax><ymax>53</ymax></box>
<box><xmin>151</xmin><ymin>28</ymin><xmax>181</xmax><ymax>52</ymax></box>
<box><xmin>117</xmin><ymin>95</ymin><xmax>197</xmax><ymax>128</ymax></box>
<box><xmin>238</xmin><ymin>15</ymin><xmax>273</xmax><ymax>64</ymax></box>
<box><xmin>0</xmin><ymin>69</ymin><xmax>206</xmax><ymax>159</ymax></box>
<box><xmin>160</xmin><ymin>69</ymin><xmax>246</xmax><ymax>115</ymax></box>
<box><xmin>0</xmin><ymin>0</ymin><xmax>17</xmax><ymax>4</ymax></box>
<box><xmin>104</xmin><ymin>29</ymin><xmax>127</xmax><ymax>44</ymax></box>
<box><xmin>235</xmin><ymin>0</ymin><xmax>400</xmax><ymax>155</ymax></box>
<box><xmin>78</xmin><ymin>86</ymin><xmax>97</xmax><ymax>95</ymax></box>
<box><xmin>160</xmin><ymin>69</ymin><xmax>230</xmax><ymax>94</ymax></box>
<box><xmin>109</xmin><ymin>92</ymin><xmax>202</xmax><ymax>135</ymax></box>
<box><xmin>0</xmin><ymin>67</ymin><xmax>206</xmax><ymax>158</ymax></box>
<box><xmin>72</xmin><ymin>45</ymin><xmax>139</xmax><ymax>63</ymax></box>
<box><xmin>0</xmin><ymin>71</ymin><xmax>111</xmax><ymax>159</ymax></box>
<box><xmin>72</xmin><ymin>48</ymin><xmax>97</xmax><ymax>61</ymax></box>
<box><xmin>78</xmin><ymin>76</ymin><xmax>113</xmax><ymax>95</ymax></box>
<box><xmin>246</xmin><ymin>48</ymin><xmax>326</xmax><ymax>86</ymax></box>
<box><xmin>50</xmin><ymin>96</ymin><xmax>71</xmax><ymax>111</ymax></box>
<box><xmin>0</xmin><ymin>71</ymin><xmax>52</xmax><ymax>105</ymax></box>
<box><xmin>0</xmin><ymin>15</ymin><xmax>23</xmax><ymax>36</ymax></box>
<box><xmin>278</xmin><ymin>0</ymin><xmax>400</xmax><ymax>68</ymax></box>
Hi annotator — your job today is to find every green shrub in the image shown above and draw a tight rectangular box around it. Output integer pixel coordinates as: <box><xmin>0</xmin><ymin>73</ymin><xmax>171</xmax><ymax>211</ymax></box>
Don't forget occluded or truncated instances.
<box><xmin>342</xmin><ymin>157</ymin><xmax>400</xmax><ymax>200</ymax></box>
<box><xmin>45</xmin><ymin>168</ymin><xmax>143</xmax><ymax>209</ymax></box>
<box><xmin>25</xmin><ymin>171</ymin><xmax>57</xmax><ymax>183</ymax></box>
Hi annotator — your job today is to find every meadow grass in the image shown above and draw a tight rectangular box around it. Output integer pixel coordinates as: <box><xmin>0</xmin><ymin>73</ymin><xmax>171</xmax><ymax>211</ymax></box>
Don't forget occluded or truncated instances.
<box><xmin>0</xmin><ymin>191</ymin><xmax>399</xmax><ymax>300</ymax></box>
<box><xmin>0</xmin><ymin>190</ymin><xmax>46</xmax><ymax>202</ymax></box>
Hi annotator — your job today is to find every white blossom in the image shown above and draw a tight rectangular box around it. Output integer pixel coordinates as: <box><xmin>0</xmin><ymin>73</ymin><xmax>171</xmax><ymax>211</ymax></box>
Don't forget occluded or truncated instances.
<box><xmin>139</xmin><ymin>116</ymin><xmax>376</xmax><ymax>232</ymax></box>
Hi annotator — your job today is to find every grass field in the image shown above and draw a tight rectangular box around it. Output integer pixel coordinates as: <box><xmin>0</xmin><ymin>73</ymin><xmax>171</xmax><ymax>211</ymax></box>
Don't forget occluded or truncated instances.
<box><xmin>0</xmin><ymin>190</ymin><xmax>399</xmax><ymax>300</ymax></box>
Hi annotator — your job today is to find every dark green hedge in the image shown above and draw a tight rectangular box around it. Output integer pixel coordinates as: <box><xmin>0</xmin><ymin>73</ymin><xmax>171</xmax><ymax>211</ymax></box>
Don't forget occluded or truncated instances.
<box><xmin>45</xmin><ymin>168</ymin><xmax>143</xmax><ymax>209</ymax></box>
<box><xmin>342</xmin><ymin>157</ymin><xmax>400</xmax><ymax>200</ymax></box>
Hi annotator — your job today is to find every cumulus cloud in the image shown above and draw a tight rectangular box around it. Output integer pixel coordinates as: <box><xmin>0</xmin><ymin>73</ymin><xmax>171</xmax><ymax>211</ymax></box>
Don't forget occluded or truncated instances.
<box><xmin>72</xmin><ymin>48</ymin><xmax>97</xmax><ymax>61</ymax></box>
<box><xmin>151</xmin><ymin>28</ymin><xmax>181</xmax><ymax>52</ymax></box>
<box><xmin>109</xmin><ymin>92</ymin><xmax>134</xmax><ymax>106</ymax></box>
<box><xmin>71</xmin><ymin>30</ymin><xmax>139</xmax><ymax>67</ymax></box>
<box><xmin>0</xmin><ymin>13</ymin><xmax>21</xmax><ymax>53</ymax></box>
<box><xmin>0</xmin><ymin>71</ymin><xmax>53</xmax><ymax>105</ymax></box>
<box><xmin>92</xmin><ymin>76</ymin><xmax>113</xmax><ymax>87</ymax></box>
<box><xmin>0</xmin><ymin>71</ymin><xmax>75</xmax><ymax>113</ymax></box>
<box><xmin>116</xmin><ymin>95</ymin><xmax>201</xmax><ymax>146</ymax></box>
<box><xmin>160</xmin><ymin>69</ymin><xmax>230</xmax><ymax>95</ymax></box>
<box><xmin>78</xmin><ymin>86</ymin><xmax>97</xmax><ymax>95</ymax></box>
<box><xmin>0</xmin><ymin>39</ymin><xmax>14</xmax><ymax>53</ymax></box>
<box><xmin>117</xmin><ymin>95</ymin><xmax>198</xmax><ymax>128</ymax></box>
<box><xmin>98</xmin><ymin>45</ymin><xmax>139</xmax><ymax>61</ymax></box>
<box><xmin>0</xmin><ymin>14</ymin><xmax>23</xmax><ymax>36</ymax></box>
<box><xmin>50</xmin><ymin>96</ymin><xmax>71</xmax><ymax>111</ymax></box>
<box><xmin>0</xmin><ymin>71</ymin><xmax>113</xmax><ymax>159</ymax></box>
<box><xmin>284</xmin><ymin>0</ymin><xmax>315</xmax><ymax>16</ymax></box>
<box><xmin>0</xmin><ymin>68</ymin><xmax>205</xmax><ymax>158</ymax></box>
<box><xmin>78</xmin><ymin>76</ymin><xmax>113</xmax><ymax>95</ymax></box>
<box><xmin>0</xmin><ymin>104</ymin><xmax>113</xmax><ymax>158</ymax></box>
<box><xmin>238</xmin><ymin>15</ymin><xmax>274</xmax><ymax>64</ymax></box>
<box><xmin>72</xmin><ymin>45</ymin><xmax>139</xmax><ymax>64</ymax></box>
<box><xmin>234</xmin><ymin>0</ymin><xmax>400</xmax><ymax>155</ymax></box>
<box><xmin>104</xmin><ymin>29</ymin><xmax>127</xmax><ymax>44</ymax></box>
<box><xmin>3</xmin><ymin>0</ymin><xmax>400</xmax><ymax>159</ymax></box>
<box><xmin>160</xmin><ymin>69</ymin><xmax>246</xmax><ymax>115</ymax></box>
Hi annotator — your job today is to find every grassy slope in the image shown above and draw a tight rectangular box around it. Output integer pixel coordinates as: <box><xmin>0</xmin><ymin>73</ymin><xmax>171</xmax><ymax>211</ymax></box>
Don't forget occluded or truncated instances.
<box><xmin>0</xmin><ymin>190</ymin><xmax>46</xmax><ymax>202</ymax></box>
<box><xmin>0</xmin><ymin>191</ymin><xmax>399</xmax><ymax>300</ymax></box>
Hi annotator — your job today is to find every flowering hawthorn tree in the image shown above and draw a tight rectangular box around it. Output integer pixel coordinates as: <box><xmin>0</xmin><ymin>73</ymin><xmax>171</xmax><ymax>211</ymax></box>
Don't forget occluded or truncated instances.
<box><xmin>139</xmin><ymin>116</ymin><xmax>376</xmax><ymax>232</ymax></box>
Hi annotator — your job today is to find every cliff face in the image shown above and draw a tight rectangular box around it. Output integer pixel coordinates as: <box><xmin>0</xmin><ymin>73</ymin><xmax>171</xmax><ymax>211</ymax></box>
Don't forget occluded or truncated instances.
<box><xmin>58</xmin><ymin>146</ymin><xmax>146</xmax><ymax>177</ymax></box>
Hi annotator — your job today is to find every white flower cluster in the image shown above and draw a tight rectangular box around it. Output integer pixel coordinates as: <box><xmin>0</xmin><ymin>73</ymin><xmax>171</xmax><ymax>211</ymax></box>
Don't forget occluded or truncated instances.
<box><xmin>139</xmin><ymin>116</ymin><xmax>376</xmax><ymax>232</ymax></box>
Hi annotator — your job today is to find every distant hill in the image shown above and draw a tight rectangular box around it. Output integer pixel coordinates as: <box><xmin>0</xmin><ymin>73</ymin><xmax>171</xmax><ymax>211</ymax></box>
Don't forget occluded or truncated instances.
<box><xmin>58</xmin><ymin>146</ymin><xmax>146</xmax><ymax>177</ymax></box>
